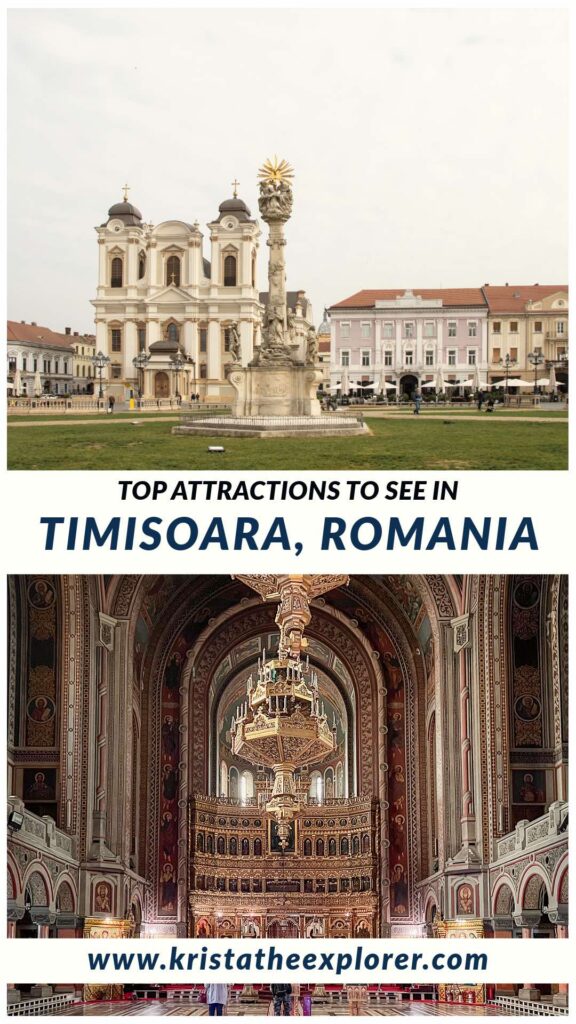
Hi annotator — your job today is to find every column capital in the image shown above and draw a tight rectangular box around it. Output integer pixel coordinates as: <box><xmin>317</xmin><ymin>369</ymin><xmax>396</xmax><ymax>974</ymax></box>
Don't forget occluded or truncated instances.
<box><xmin>450</xmin><ymin>614</ymin><xmax>471</xmax><ymax>653</ymax></box>
<box><xmin>98</xmin><ymin>613</ymin><xmax>118</xmax><ymax>652</ymax></box>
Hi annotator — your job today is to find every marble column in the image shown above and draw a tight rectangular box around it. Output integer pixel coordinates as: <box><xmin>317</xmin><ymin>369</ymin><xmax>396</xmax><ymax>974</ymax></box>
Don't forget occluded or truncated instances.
<box><xmin>208</xmin><ymin>320</ymin><xmax>222</xmax><ymax>382</ymax></box>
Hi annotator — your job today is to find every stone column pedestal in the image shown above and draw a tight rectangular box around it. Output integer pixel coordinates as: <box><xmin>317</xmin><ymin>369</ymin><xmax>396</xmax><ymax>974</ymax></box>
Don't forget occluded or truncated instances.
<box><xmin>228</xmin><ymin>363</ymin><xmax>322</xmax><ymax>417</ymax></box>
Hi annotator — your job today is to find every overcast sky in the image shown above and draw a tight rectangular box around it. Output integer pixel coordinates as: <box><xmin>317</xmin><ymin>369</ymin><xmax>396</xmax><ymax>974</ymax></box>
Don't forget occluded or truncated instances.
<box><xmin>8</xmin><ymin>8</ymin><xmax>568</xmax><ymax>334</ymax></box>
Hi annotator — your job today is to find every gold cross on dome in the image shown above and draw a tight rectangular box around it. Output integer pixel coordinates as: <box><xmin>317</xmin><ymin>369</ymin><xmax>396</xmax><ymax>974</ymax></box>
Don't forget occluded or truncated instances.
<box><xmin>122</xmin><ymin>183</ymin><xmax>130</xmax><ymax>202</ymax></box>
<box><xmin>231</xmin><ymin>178</ymin><xmax>240</xmax><ymax>198</ymax></box>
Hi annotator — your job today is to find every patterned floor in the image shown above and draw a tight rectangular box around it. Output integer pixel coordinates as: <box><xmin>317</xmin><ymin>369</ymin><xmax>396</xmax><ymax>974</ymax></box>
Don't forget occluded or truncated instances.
<box><xmin>50</xmin><ymin>998</ymin><xmax>523</xmax><ymax>1016</ymax></box>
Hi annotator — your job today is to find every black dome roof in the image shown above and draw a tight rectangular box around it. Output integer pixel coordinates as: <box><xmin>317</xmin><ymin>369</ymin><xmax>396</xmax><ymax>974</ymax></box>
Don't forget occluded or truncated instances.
<box><xmin>107</xmin><ymin>200</ymin><xmax>143</xmax><ymax>226</ymax></box>
<box><xmin>216</xmin><ymin>196</ymin><xmax>252</xmax><ymax>223</ymax></box>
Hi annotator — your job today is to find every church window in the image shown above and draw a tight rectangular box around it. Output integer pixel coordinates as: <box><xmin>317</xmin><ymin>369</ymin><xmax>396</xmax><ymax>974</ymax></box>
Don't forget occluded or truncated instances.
<box><xmin>448</xmin><ymin>321</ymin><xmax>457</xmax><ymax>337</ymax></box>
<box><xmin>224</xmin><ymin>255</ymin><xmax>237</xmax><ymax>287</ymax></box>
<box><xmin>362</xmin><ymin>833</ymin><xmax>370</xmax><ymax>854</ymax></box>
<box><xmin>206</xmin><ymin>834</ymin><xmax>214</xmax><ymax>855</ymax></box>
<box><xmin>303</xmin><ymin>839</ymin><xmax>312</xmax><ymax>856</ymax></box>
<box><xmin>111</xmin><ymin>329</ymin><xmax>122</xmax><ymax>352</ymax></box>
<box><xmin>111</xmin><ymin>364</ymin><xmax>122</xmax><ymax>379</ymax></box>
<box><xmin>200</xmin><ymin>328</ymin><xmax>208</xmax><ymax>353</ymax></box>
<box><xmin>241</xmin><ymin>838</ymin><xmax>249</xmax><ymax>856</ymax></box>
<box><xmin>166</xmin><ymin>255</ymin><xmax>181</xmax><ymax>287</ymax></box>
<box><xmin>111</xmin><ymin>257</ymin><xmax>123</xmax><ymax>287</ymax></box>
<box><xmin>328</xmin><ymin>837</ymin><xmax>336</xmax><ymax>856</ymax></box>
<box><xmin>425</xmin><ymin>349</ymin><xmax>434</xmax><ymax>366</ymax></box>
<box><xmin>166</xmin><ymin>323</ymin><xmax>179</xmax><ymax>345</ymax></box>
<box><xmin>352</xmin><ymin>835</ymin><xmax>360</xmax><ymax>856</ymax></box>
<box><xmin>340</xmin><ymin>836</ymin><xmax>349</xmax><ymax>856</ymax></box>
<box><xmin>229</xmin><ymin>837</ymin><xmax>237</xmax><ymax>856</ymax></box>
<box><xmin>138</xmin><ymin>325</ymin><xmax>146</xmax><ymax>351</ymax></box>
<box><xmin>138</xmin><ymin>252</ymin><xmax>146</xmax><ymax>279</ymax></box>
<box><xmin>316</xmin><ymin>838</ymin><xmax>325</xmax><ymax>857</ymax></box>
<box><xmin>254</xmin><ymin>838</ymin><xmax>262</xmax><ymax>856</ymax></box>
<box><xmin>328</xmin><ymin>878</ymin><xmax>338</xmax><ymax>892</ymax></box>
<box><xmin>197</xmin><ymin>832</ymin><xmax>205</xmax><ymax>853</ymax></box>
<box><xmin>217</xmin><ymin>836</ymin><xmax>225</xmax><ymax>855</ymax></box>
<box><xmin>200</xmin><ymin>363</ymin><xmax>207</xmax><ymax>379</ymax></box>
<box><xmin>341</xmin><ymin>351</ymin><xmax>350</xmax><ymax>367</ymax></box>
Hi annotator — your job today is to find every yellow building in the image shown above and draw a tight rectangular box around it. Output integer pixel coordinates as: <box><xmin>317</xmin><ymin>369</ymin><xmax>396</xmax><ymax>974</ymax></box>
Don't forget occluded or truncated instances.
<box><xmin>483</xmin><ymin>285</ymin><xmax>568</xmax><ymax>392</ymax></box>
<box><xmin>67</xmin><ymin>328</ymin><xmax>96</xmax><ymax>394</ymax></box>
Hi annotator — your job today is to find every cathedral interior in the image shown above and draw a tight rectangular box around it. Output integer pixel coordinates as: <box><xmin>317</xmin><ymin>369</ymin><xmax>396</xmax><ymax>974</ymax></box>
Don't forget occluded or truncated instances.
<box><xmin>6</xmin><ymin>574</ymin><xmax>568</xmax><ymax>1011</ymax></box>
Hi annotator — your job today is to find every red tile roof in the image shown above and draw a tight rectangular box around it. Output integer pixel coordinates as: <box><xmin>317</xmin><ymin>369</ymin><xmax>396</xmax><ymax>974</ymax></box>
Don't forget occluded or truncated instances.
<box><xmin>330</xmin><ymin>288</ymin><xmax>487</xmax><ymax>309</ymax></box>
<box><xmin>7</xmin><ymin>320</ymin><xmax>92</xmax><ymax>351</ymax></box>
<box><xmin>482</xmin><ymin>285</ymin><xmax>568</xmax><ymax>314</ymax></box>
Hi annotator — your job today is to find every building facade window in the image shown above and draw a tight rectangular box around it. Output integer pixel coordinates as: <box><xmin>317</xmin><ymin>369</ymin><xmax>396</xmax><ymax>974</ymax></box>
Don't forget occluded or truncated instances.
<box><xmin>534</xmin><ymin>321</ymin><xmax>543</xmax><ymax>333</ymax></box>
<box><xmin>166</xmin><ymin>255</ymin><xmax>181</xmax><ymax>286</ymax></box>
<box><xmin>224</xmin><ymin>255</ymin><xmax>237</xmax><ymax>287</ymax></box>
<box><xmin>341</xmin><ymin>351</ymin><xmax>350</xmax><ymax>367</ymax></box>
<box><xmin>111</xmin><ymin>329</ymin><xmax>122</xmax><ymax>352</ymax></box>
<box><xmin>424</xmin><ymin>321</ymin><xmax>435</xmax><ymax>337</ymax></box>
<box><xmin>361</xmin><ymin>350</ymin><xmax>371</xmax><ymax>367</ymax></box>
<box><xmin>510</xmin><ymin>321</ymin><xmax>518</xmax><ymax>333</ymax></box>
<box><xmin>43</xmin><ymin>359</ymin><xmax>50</xmax><ymax>373</ymax></box>
<box><xmin>405</xmin><ymin>350</ymin><xmax>413</xmax><ymax>366</ymax></box>
<box><xmin>340</xmin><ymin>322</ymin><xmax>350</xmax><ymax>339</ymax></box>
<box><xmin>111</xmin><ymin>364</ymin><xmax>122</xmax><ymax>379</ymax></box>
<box><xmin>557</xmin><ymin>320</ymin><xmax>566</xmax><ymax>335</ymax></box>
<box><xmin>138</xmin><ymin>252</ymin><xmax>146</xmax><ymax>279</ymax></box>
<box><xmin>467</xmin><ymin>349</ymin><xmax>477</xmax><ymax>365</ymax></box>
<box><xmin>492</xmin><ymin>321</ymin><xmax>501</xmax><ymax>334</ymax></box>
<box><xmin>138</xmin><ymin>325</ymin><xmax>146</xmax><ymax>351</ymax></box>
<box><xmin>384</xmin><ymin>349</ymin><xmax>393</xmax><ymax>366</ymax></box>
<box><xmin>425</xmin><ymin>349</ymin><xmax>434</xmax><ymax>366</ymax></box>
<box><xmin>361</xmin><ymin>322</ymin><xmax>371</xmax><ymax>338</ymax></box>
<box><xmin>200</xmin><ymin>363</ymin><xmax>207</xmax><ymax>379</ymax></box>
<box><xmin>166</xmin><ymin>323</ymin><xmax>179</xmax><ymax>344</ymax></box>
<box><xmin>492</xmin><ymin>347</ymin><xmax>501</xmax><ymax>362</ymax></box>
<box><xmin>510</xmin><ymin>347</ymin><xmax>518</xmax><ymax>361</ymax></box>
<box><xmin>200</xmin><ymin>328</ymin><xmax>208</xmax><ymax>353</ymax></box>
<box><xmin>404</xmin><ymin>321</ymin><xmax>414</xmax><ymax>339</ymax></box>
<box><xmin>22</xmin><ymin>356</ymin><xmax>27</xmax><ymax>371</ymax></box>
<box><xmin>448</xmin><ymin>349</ymin><xmax>456</xmax><ymax>366</ymax></box>
<box><xmin>383</xmin><ymin>322</ymin><xmax>394</xmax><ymax>338</ymax></box>
<box><xmin>468</xmin><ymin>321</ymin><xmax>477</xmax><ymax>337</ymax></box>
<box><xmin>111</xmin><ymin>257</ymin><xmax>123</xmax><ymax>288</ymax></box>
<box><xmin>448</xmin><ymin>321</ymin><xmax>457</xmax><ymax>337</ymax></box>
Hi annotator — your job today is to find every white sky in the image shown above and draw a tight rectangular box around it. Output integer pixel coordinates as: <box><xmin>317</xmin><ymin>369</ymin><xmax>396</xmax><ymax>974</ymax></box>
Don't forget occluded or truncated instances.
<box><xmin>8</xmin><ymin>7</ymin><xmax>568</xmax><ymax>334</ymax></box>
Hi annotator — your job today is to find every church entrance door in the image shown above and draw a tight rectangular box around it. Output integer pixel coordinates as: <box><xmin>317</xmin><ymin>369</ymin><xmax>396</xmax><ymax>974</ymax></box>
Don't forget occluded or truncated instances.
<box><xmin>154</xmin><ymin>371</ymin><xmax>170</xmax><ymax>398</ymax></box>
<box><xmin>267</xmin><ymin>918</ymin><xmax>299</xmax><ymax>938</ymax></box>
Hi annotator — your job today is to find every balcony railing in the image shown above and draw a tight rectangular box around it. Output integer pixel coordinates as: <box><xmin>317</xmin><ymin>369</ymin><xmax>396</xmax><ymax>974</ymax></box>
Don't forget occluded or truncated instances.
<box><xmin>493</xmin><ymin>801</ymin><xmax>568</xmax><ymax>863</ymax></box>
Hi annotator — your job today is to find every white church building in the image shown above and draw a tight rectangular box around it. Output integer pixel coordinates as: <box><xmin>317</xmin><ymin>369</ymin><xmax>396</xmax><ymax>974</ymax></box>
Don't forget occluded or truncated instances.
<box><xmin>92</xmin><ymin>187</ymin><xmax>312</xmax><ymax>402</ymax></box>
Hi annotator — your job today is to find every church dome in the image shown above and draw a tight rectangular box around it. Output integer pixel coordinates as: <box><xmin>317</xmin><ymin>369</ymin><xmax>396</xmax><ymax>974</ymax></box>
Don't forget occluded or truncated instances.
<box><xmin>216</xmin><ymin>196</ymin><xmax>253</xmax><ymax>223</ymax></box>
<box><xmin>106</xmin><ymin>200</ymin><xmax>143</xmax><ymax>226</ymax></box>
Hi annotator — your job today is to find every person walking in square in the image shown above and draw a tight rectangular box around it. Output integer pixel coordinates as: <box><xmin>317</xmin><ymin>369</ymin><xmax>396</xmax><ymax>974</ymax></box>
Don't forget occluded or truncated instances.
<box><xmin>413</xmin><ymin>389</ymin><xmax>422</xmax><ymax>415</ymax></box>
<box><xmin>271</xmin><ymin>983</ymin><xmax>292</xmax><ymax>1016</ymax></box>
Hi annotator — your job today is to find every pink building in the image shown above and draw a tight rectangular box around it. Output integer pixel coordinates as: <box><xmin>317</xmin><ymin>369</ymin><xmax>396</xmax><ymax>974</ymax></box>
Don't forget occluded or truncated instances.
<box><xmin>328</xmin><ymin>288</ymin><xmax>489</xmax><ymax>396</ymax></box>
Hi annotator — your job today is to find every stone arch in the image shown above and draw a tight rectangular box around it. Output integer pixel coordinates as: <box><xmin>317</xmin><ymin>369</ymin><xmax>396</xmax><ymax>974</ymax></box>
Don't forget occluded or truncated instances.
<box><xmin>553</xmin><ymin>859</ymin><xmax>568</xmax><ymax>905</ymax></box>
<box><xmin>518</xmin><ymin>866</ymin><xmax>551</xmax><ymax>911</ymax></box>
<box><xmin>55</xmin><ymin>877</ymin><xmax>76</xmax><ymax>913</ymax></box>
<box><xmin>493</xmin><ymin>878</ymin><xmax>515</xmax><ymax>916</ymax></box>
<box><xmin>24</xmin><ymin>866</ymin><xmax>51</xmax><ymax>908</ymax></box>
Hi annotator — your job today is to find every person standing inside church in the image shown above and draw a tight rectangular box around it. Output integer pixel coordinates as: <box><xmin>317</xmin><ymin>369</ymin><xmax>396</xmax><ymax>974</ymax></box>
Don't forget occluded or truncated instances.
<box><xmin>205</xmin><ymin>983</ymin><xmax>229</xmax><ymax>1016</ymax></box>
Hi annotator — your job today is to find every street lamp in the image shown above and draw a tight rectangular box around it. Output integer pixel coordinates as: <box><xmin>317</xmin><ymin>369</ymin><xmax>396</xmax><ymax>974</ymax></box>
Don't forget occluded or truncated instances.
<box><xmin>132</xmin><ymin>352</ymin><xmax>150</xmax><ymax>403</ymax></box>
<box><xmin>528</xmin><ymin>350</ymin><xmax>545</xmax><ymax>396</ymax></box>
<box><xmin>91</xmin><ymin>351</ymin><xmax>111</xmax><ymax>400</ymax></box>
<box><xmin>169</xmin><ymin>353</ymin><xmax>185</xmax><ymax>401</ymax></box>
<box><xmin>498</xmin><ymin>354</ymin><xmax>516</xmax><ymax>404</ymax></box>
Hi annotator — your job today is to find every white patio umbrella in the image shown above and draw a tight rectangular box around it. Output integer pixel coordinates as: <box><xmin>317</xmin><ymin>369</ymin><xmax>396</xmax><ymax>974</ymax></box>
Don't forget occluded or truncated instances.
<box><xmin>13</xmin><ymin>368</ymin><xmax>22</xmax><ymax>396</ymax></box>
<box><xmin>535</xmin><ymin>377</ymin><xmax>550</xmax><ymax>387</ymax></box>
<box><xmin>435</xmin><ymin>368</ymin><xmax>445</xmax><ymax>392</ymax></box>
<box><xmin>382</xmin><ymin>381</ymin><xmax>398</xmax><ymax>390</ymax></box>
<box><xmin>340</xmin><ymin>367</ymin><xmax>349</xmax><ymax>395</ymax></box>
<box><xmin>506</xmin><ymin>378</ymin><xmax>532</xmax><ymax>387</ymax></box>
<box><xmin>421</xmin><ymin>380</ymin><xmax>437</xmax><ymax>389</ymax></box>
<box><xmin>34</xmin><ymin>370</ymin><xmax>42</xmax><ymax>397</ymax></box>
<box><xmin>456</xmin><ymin>378</ymin><xmax>475</xmax><ymax>388</ymax></box>
<box><xmin>473</xmin><ymin>364</ymin><xmax>481</xmax><ymax>390</ymax></box>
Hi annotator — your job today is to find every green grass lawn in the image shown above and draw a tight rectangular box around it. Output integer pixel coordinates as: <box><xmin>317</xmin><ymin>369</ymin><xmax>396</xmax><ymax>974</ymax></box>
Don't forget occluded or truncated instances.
<box><xmin>7</xmin><ymin>416</ymin><xmax>568</xmax><ymax>470</ymax></box>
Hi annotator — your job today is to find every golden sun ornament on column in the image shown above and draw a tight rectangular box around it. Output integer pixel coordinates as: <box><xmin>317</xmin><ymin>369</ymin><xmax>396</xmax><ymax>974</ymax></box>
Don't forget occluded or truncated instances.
<box><xmin>257</xmin><ymin>156</ymin><xmax>295</xmax><ymax>184</ymax></box>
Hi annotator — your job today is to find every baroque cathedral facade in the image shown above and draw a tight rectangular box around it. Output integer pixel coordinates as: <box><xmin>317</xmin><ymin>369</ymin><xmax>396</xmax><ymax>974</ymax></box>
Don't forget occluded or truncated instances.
<box><xmin>7</xmin><ymin>574</ymin><xmax>567</xmax><ymax>955</ymax></box>
<box><xmin>92</xmin><ymin>189</ymin><xmax>312</xmax><ymax>402</ymax></box>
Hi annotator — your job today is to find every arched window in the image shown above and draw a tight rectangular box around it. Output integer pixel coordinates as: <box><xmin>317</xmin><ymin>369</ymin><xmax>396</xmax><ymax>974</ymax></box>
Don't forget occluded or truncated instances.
<box><xmin>166</xmin><ymin>255</ymin><xmax>181</xmax><ymax>286</ymax></box>
<box><xmin>241</xmin><ymin>771</ymin><xmax>254</xmax><ymax>805</ymax></box>
<box><xmin>229</xmin><ymin>837</ymin><xmax>237</xmax><ymax>857</ymax></box>
<box><xmin>309</xmin><ymin>771</ymin><xmax>322</xmax><ymax>804</ymax></box>
<box><xmin>251</xmin><ymin>251</ymin><xmax>256</xmax><ymax>288</ymax></box>
<box><xmin>241</xmin><ymin>838</ymin><xmax>249</xmax><ymax>856</ymax></box>
<box><xmin>316</xmin><ymin>838</ymin><xmax>325</xmax><ymax>857</ymax></box>
<box><xmin>206</xmin><ymin>834</ymin><xmax>214</xmax><ymax>855</ymax></box>
<box><xmin>328</xmin><ymin>837</ymin><xmax>336</xmax><ymax>856</ymax></box>
<box><xmin>303</xmin><ymin>838</ymin><xmax>312</xmax><ymax>856</ymax></box>
<box><xmin>229</xmin><ymin>767</ymin><xmax>239</xmax><ymax>801</ymax></box>
<box><xmin>340</xmin><ymin>836</ymin><xmax>349</xmax><ymax>856</ymax></box>
<box><xmin>362</xmin><ymin>833</ymin><xmax>370</xmax><ymax>854</ymax></box>
<box><xmin>254</xmin><ymin>838</ymin><xmax>262</xmax><ymax>856</ymax></box>
<box><xmin>217</xmin><ymin>836</ymin><xmax>225</xmax><ymax>855</ymax></box>
<box><xmin>138</xmin><ymin>252</ymin><xmax>146</xmax><ymax>279</ymax></box>
<box><xmin>352</xmin><ymin>835</ymin><xmax>360</xmax><ymax>856</ymax></box>
<box><xmin>111</xmin><ymin>257</ymin><xmax>123</xmax><ymax>288</ymax></box>
<box><xmin>197</xmin><ymin>833</ymin><xmax>205</xmax><ymax>853</ymax></box>
<box><xmin>224</xmin><ymin>255</ymin><xmax>237</xmax><ymax>287</ymax></box>
<box><xmin>166</xmin><ymin>323</ymin><xmax>179</xmax><ymax>345</ymax></box>
<box><xmin>220</xmin><ymin>761</ymin><xmax>228</xmax><ymax>798</ymax></box>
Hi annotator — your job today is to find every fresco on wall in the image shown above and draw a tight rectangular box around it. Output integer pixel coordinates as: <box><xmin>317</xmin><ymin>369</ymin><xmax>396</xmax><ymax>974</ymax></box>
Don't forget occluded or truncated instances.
<box><xmin>25</xmin><ymin>575</ymin><xmax>58</xmax><ymax>748</ymax></box>
<box><xmin>511</xmin><ymin>577</ymin><xmax>543</xmax><ymax>748</ymax></box>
